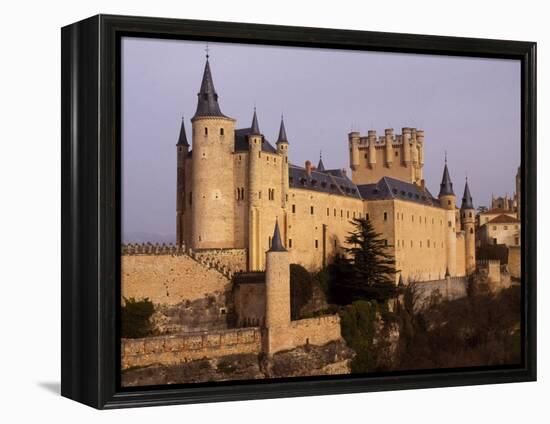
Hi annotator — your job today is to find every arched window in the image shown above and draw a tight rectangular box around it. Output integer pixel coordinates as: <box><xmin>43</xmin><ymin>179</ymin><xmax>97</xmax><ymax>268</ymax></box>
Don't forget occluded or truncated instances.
<box><xmin>204</xmin><ymin>127</ymin><xmax>208</xmax><ymax>135</ymax></box>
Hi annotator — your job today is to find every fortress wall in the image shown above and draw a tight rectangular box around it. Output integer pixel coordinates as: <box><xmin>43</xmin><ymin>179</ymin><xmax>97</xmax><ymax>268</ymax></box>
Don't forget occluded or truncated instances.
<box><xmin>122</xmin><ymin>327</ymin><xmax>262</xmax><ymax>370</ymax></box>
<box><xmin>508</xmin><ymin>246</ymin><xmax>521</xmax><ymax>279</ymax></box>
<box><xmin>455</xmin><ymin>233</ymin><xmax>466</xmax><ymax>277</ymax></box>
<box><xmin>287</xmin><ymin>187</ymin><xmax>364</xmax><ymax>271</ymax></box>
<box><xmin>289</xmin><ymin>315</ymin><xmax>341</xmax><ymax>348</ymax></box>
<box><xmin>193</xmin><ymin>248</ymin><xmax>247</xmax><ymax>273</ymax></box>
<box><xmin>233</xmin><ymin>281</ymin><xmax>265</xmax><ymax>327</ymax></box>
<box><xmin>412</xmin><ymin>277</ymin><xmax>469</xmax><ymax>308</ymax></box>
<box><xmin>389</xmin><ymin>199</ymin><xmax>449</xmax><ymax>282</ymax></box>
<box><xmin>121</xmin><ymin>254</ymin><xmax>230</xmax><ymax>305</ymax></box>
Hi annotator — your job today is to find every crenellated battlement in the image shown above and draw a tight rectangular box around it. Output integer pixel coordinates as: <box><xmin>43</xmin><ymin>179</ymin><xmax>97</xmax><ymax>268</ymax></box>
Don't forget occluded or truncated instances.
<box><xmin>348</xmin><ymin>127</ymin><xmax>424</xmax><ymax>185</ymax></box>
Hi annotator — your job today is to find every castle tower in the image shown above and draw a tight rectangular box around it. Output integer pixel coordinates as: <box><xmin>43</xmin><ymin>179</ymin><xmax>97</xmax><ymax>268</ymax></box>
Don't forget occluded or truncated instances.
<box><xmin>349</xmin><ymin>127</ymin><xmax>424</xmax><ymax>185</ymax></box>
<box><xmin>190</xmin><ymin>56</ymin><xmax>236</xmax><ymax>249</ymax></box>
<box><xmin>438</xmin><ymin>156</ymin><xmax>457</xmax><ymax>276</ymax></box>
<box><xmin>264</xmin><ymin>220</ymin><xmax>291</xmax><ymax>355</ymax></box>
<box><xmin>276</xmin><ymin>116</ymin><xmax>290</xmax><ymax>209</ymax></box>
<box><xmin>248</xmin><ymin>108</ymin><xmax>263</xmax><ymax>270</ymax></box>
<box><xmin>461</xmin><ymin>177</ymin><xmax>476</xmax><ymax>275</ymax></box>
<box><xmin>176</xmin><ymin>117</ymin><xmax>189</xmax><ymax>248</ymax></box>
<box><xmin>348</xmin><ymin>131</ymin><xmax>360</xmax><ymax>171</ymax></box>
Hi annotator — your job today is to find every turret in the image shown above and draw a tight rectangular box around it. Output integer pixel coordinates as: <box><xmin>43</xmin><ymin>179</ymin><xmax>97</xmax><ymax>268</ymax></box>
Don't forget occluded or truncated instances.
<box><xmin>461</xmin><ymin>178</ymin><xmax>476</xmax><ymax>275</ymax></box>
<box><xmin>384</xmin><ymin>128</ymin><xmax>394</xmax><ymax>166</ymax></box>
<box><xmin>248</xmin><ymin>108</ymin><xmax>263</xmax><ymax>270</ymax></box>
<box><xmin>367</xmin><ymin>130</ymin><xmax>377</xmax><ymax>168</ymax></box>
<box><xmin>317</xmin><ymin>151</ymin><xmax>325</xmax><ymax>172</ymax></box>
<box><xmin>276</xmin><ymin>115</ymin><xmax>290</xmax><ymax>208</ymax></box>
<box><xmin>264</xmin><ymin>220</ymin><xmax>291</xmax><ymax>354</ymax></box>
<box><xmin>176</xmin><ymin>117</ymin><xmax>189</xmax><ymax>247</ymax></box>
<box><xmin>348</xmin><ymin>131</ymin><xmax>360</xmax><ymax>171</ymax></box>
<box><xmin>190</xmin><ymin>55</ymin><xmax>236</xmax><ymax>249</ymax></box>
<box><xmin>402</xmin><ymin>127</ymin><xmax>411</xmax><ymax>165</ymax></box>
<box><xmin>438</xmin><ymin>156</ymin><xmax>456</xmax><ymax>276</ymax></box>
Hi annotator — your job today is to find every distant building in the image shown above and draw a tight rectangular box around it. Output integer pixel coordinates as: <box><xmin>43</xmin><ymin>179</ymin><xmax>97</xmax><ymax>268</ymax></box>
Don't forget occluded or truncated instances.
<box><xmin>479</xmin><ymin>214</ymin><xmax>521</xmax><ymax>247</ymax></box>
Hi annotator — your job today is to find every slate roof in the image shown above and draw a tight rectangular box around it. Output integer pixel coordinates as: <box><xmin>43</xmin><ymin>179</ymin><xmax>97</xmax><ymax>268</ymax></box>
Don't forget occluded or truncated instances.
<box><xmin>193</xmin><ymin>59</ymin><xmax>228</xmax><ymax>119</ymax></box>
<box><xmin>461</xmin><ymin>179</ymin><xmax>474</xmax><ymax>210</ymax></box>
<box><xmin>357</xmin><ymin>176</ymin><xmax>439</xmax><ymax>206</ymax></box>
<box><xmin>276</xmin><ymin>117</ymin><xmax>288</xmax><ymax>143</ymax></box>
<box><xmin>289</xmin><ymin>164</ymin><xmax>361</xmax><ymax>199</ymax></box>
<box><xmin>234</xmin><ymin>128</ymin><xmax>277</xmax><ymax>153</ymax></box>
<box><xmin>269</xmin><ymin>220</ymin><xmax>286</xmax><ymax>252</ymax></box>
<box><xmin>438</xmin><ymin>162</ymin><xmax>455</xmax><ymax>197</ymax></box>
<box><xmin>177</xmin><ymin>118</ymin><xmax>189</xmax><ymax>146</ymax></box>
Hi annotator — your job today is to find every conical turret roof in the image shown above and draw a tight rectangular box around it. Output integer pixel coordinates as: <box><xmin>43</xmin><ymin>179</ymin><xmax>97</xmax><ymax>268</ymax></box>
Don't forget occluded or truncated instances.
<box><xmin>177</xmin><ymin>117</ymin><xmax>189</xmax><ymax>146</ymax></box>
<box><xmin>250</xmin><ymin>108</ymin><xmax>261</xmax><ymax>135</ymax></box>
<box><xmin>317</xmin><ymin>151</ymin><xmax>325</xmax><ymax>171</ymax></box>
<box><xmin>461</xmin><ymin>178</ymin><xmax>474</xmax><ymax>210</ymax></box>
<box><xmin>268</xmin><ymin>219</ymin><xmax>286</xmax><ymax>252</ymax></box>
<box><xmin>438</xmin><ymin>159</ymin><xmax>455</xmax><ymax>197</ymax></box>
<box><xmin>193</xmin><ymin>58</ymin><xmax>226</xmax><ymax>119</ymax></box>
<box><xmin>276</xmin><ymin>116</ymin><xmax>288</xmax><ymax>143</ymax></box>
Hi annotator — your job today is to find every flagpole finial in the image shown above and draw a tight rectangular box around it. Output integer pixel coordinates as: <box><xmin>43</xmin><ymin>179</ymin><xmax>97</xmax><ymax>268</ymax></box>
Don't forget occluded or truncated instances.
<box><xmin>205</xmin><ymin>43</ymin><xmax>210</xmax><ymax>59</ymax></box>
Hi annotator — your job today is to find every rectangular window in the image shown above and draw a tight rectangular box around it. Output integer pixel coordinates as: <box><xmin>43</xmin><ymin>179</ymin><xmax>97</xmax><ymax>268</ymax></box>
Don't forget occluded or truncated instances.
<box><xmin>289</xmin><ymin>238</ymin><xmax>293</xmax><ymax>248</ymax></box>
<box><xmin>384</xmin><ymin>212</ymin><xmax>388</xmax><ymax>221</ymax></box>
<box><xmin>189</xmin><ymin>191</ymin><xmax>192</xmax><ymax>206</ymax></box>
<box><xmin>310</xmin><ymin>206</ymin><xmax>314</xmax><ymax>215</ymax></box>
<box><xmin>366</xmin><ymin>213</ymin><xmax>370</xmax><ymax>220</ymax></box>
<box><xmin>384</xmin><ymin>239</ymin><xmax>388</xmax><ymax>247</ymax></box>
<box><xmin>292</xmin><ymin>204</ymin><xmax>296</xmax><ymax>213</ymax></box>
<box><xmin>504</xmin><ymin>225</ymin><xmax>508</xmax><ymax>230</ymax></box>
<box><xmin>315</xmin><ymin>240</ymin><xmax>319</xmax><ymax>249</ymax></box>
<box><xmin>327</xmin><ymin>208</ymin><xmax>330</xmax><ymax>216</ymax></box>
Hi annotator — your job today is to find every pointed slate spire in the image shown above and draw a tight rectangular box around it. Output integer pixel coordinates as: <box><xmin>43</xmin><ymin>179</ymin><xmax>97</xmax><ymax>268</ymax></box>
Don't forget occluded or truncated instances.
<box><xmin>317</xmin><ymin>151</ymin><xmax>325</xmax><ymax>172</ymax></box>
<box><xmin>461</xmin><ymin>177</ymin><xmax>474</xmax><ymax>210</ymax></box>
<box><xmin>276</xmin><ymin>115</ymin><xmax>288</xmax><ymax>144</ymax></box>
<box><xmin>250</xmin><ymin>107</ymin><xmax>261</xmax><ymax>135</ymax></box>
<box><xmin>193</xmin><ymin>57</ymin><xmax>225</xmax><ymax>119</ymax></box>
<box><xmin>269</xmin><ymin>219</ymin><xmax>286</xmax><ymax>252</ymax></box>
<box><xmin>177</xmin><ymin>117</ymin><xmax>189</xmax><ymax>147</ymax></box>
<box><xmin>438</xmin><ymin>154</ymin><xmax>455</xmax><ymax>197</ymax></box>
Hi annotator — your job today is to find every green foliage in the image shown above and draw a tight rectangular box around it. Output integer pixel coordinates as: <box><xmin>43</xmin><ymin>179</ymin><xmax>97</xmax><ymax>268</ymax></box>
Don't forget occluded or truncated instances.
<box><xmin>328</xmin><ymin>217</ymin><xmax>398</xmax><ymax>304</ymax></box>
<box><xmin>121</xmin><ymin>297</ymin><xmax>155</xmax><ymax>339</ymax></box>
<box><xmin>289</xmin><ymin>264</ymin><xmax>314</xmax><ymax>319</ymax></box>
<box><xmin>339</xmin><ymin>300</ymin><xmax>392</xmax><ymax>373</ymax></box>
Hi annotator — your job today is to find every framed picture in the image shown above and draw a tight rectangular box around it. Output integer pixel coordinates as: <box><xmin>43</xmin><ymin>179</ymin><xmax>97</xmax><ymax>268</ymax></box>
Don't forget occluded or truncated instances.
<box><xmin>61</xmin><ymin>14</ymin><xmax>536</xmax><ymax>409</ymax></box>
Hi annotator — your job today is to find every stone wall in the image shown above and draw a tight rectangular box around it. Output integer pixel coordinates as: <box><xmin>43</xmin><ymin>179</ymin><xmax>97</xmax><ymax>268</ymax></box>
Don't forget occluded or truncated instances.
<box><xmin>121</xmin><ymin>253</ymin><xmax>230</xmax><ymax>305</ymax></box>
<box><xmin>192</xmin><ymin>248</ymin><xmax>247</xmax><ymax>273</ymax></box>
<box><xmin>122</xmin><ymin>328</ymin><xmax>262</xmax><ymax>370</ymax></box>
<box><xmin>412</xmin><ymin>276</ymin><xmax>469</xmax><ymax>308</ymax></box>
<box><xmin>508</xmin><ymin>246</ymin><xmax>521</xmax><ymax>279</ymax></box>
<box><xmin>289</xmin><ymin>315</ymin><xmax>342</xmax><ymax>348</ymax></box>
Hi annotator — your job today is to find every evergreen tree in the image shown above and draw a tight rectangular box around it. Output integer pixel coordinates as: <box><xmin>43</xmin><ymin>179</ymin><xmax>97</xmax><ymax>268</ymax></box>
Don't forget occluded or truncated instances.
<box><xmin>329</xmin><ymin>217</ymin><xmax>398</xmax><ymax>303</ymax></box>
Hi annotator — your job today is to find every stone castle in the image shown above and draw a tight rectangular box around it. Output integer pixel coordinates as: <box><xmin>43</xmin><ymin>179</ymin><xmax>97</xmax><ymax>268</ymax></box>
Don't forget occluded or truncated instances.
<box><xmin>121</xmin><ymin>55</ymin><xmax>483</xmax><ymax>377</ymax></box>
<box><xmin>176</xmin><ymin>56</ymin><xmax>477</xmax><ymax>283</ymax></box>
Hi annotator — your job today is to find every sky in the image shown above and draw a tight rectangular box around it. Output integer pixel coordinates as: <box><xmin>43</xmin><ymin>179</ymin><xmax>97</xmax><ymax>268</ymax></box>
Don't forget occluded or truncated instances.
<box><xmin>122</xmin><ymin>37</ymin><xmax>520</xmax><ymax>242</ymax></box>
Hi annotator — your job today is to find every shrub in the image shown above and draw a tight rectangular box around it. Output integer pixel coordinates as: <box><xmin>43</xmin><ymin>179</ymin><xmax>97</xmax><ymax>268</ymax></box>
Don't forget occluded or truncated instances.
<box><xmin>289</xmin><ymin>264</ymin><xmax>314</xmax><ymax>319</ymax></box>
<box><xmin>121</xmin><ymin>297</ymin><xmax>155</xmax><ymax>339</ymax></box>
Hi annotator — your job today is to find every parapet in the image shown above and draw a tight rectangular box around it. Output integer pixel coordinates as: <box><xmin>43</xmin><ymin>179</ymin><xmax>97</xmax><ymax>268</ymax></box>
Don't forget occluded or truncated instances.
<box><xmin>351</xmin><ymin>127</ymin><xmax>424</xmax><ymax>147</ymax></box>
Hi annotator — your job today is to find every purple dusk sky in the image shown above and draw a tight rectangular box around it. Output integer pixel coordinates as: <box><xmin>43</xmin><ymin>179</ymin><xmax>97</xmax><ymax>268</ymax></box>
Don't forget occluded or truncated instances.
<box><xmin>122</xmin><ymin>37</ymin><xmax>520</xmax><ymax>242</ymax></box>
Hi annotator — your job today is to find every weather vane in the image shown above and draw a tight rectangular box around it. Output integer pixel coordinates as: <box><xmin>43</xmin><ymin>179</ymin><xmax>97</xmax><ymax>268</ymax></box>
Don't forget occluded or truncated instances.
<box><xmin>205</xmin><ymin>43</ymin><xmax>210</xmax><ymax>59</ymax></box>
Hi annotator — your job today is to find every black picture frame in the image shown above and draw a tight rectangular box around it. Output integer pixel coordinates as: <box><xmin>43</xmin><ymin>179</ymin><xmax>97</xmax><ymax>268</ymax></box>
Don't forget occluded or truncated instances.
<box><xmin>61</xmin><ymin>14</ymin><xmax>537</xmax><ymax>409</ymax></box>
